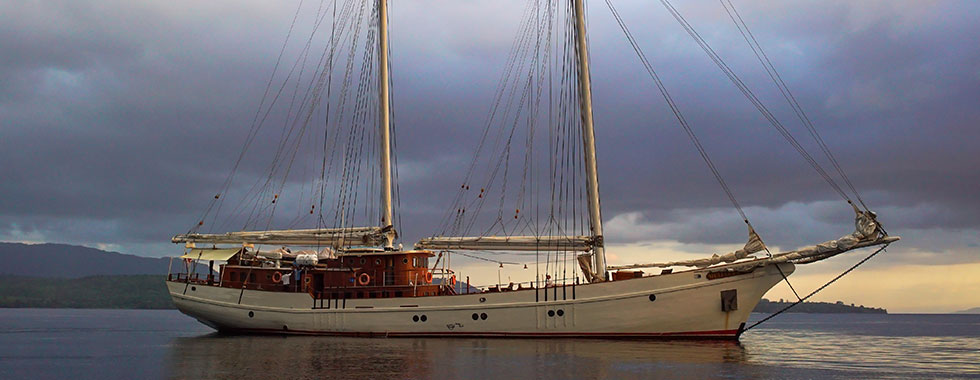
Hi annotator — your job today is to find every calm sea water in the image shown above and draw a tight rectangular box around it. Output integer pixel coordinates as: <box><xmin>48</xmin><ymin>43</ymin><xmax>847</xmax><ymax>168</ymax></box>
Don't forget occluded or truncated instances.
<box><xmin>0</xmin><ymin>309</ymin><xmax>977</xmax><ymax>379</ymax></box>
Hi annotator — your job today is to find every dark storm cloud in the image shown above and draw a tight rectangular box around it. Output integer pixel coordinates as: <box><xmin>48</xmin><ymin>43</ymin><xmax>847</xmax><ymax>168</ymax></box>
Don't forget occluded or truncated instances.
<box><xmin>0</xmin><ymin>0</ymin><xmax>977</xmax><ymax>260</ymax></box>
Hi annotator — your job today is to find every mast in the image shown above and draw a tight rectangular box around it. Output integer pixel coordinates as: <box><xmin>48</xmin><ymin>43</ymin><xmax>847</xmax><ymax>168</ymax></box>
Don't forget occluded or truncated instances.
<box><xmin>378</xmin><ymin>0</ymin><xmax>395</xmax><ymax>249</ymax></box>
<box><xmin>572</xmin><ymin>0</ymin><xmax>606</xmax><ymax>280</ymax></box>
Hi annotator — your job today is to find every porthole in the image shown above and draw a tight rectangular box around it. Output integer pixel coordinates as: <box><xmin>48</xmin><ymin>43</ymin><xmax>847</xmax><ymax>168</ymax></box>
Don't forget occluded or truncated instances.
<box><xmin>695</xmin><ymin>274</ymin><xmax>702</xmax><ymax>279</ymax></box>
<box><xmin>420</xmin><ymin>315</ymin><xmax>427</xmax><ymax>322</ymax></box>
<box><xmin>480</xmin><ymin>313</ymin><xmax>488</xmax><ymax>320</ymax></box>
<box><xmin>413</xmin><ymin>315</ymin><xmax>419</xmax><ymax>322</ymax></box>
<box><xmin>248</xmin><ymin>311</ymin><xmax>254</xmax><ymax>318</ymax></box>
<box><xmin>649</xmin><ymin>294</ymin><xmax>657</xmax><ymax>302</ymax></box>
<box><xmin>472</xmin><ymin>313</ymin><xmax>479</xmax><ymax>320</ymax></box>
<box><xmin>547</xmin><ymin>310</ymin><xmax>555</xmax><ymax>317</ymax></box>
<box><xmin>479</xmin><ymin>297</ymin><xmax>486</xmax><ymax>303</ymax></box>
<box><xmin>557</xmin><ymin>309</ymin><xmax>564</xmax><ymax>316</ymax></box>
<box><xmin>360</xmin><ymin>258</ymin><xmax>366</xmax><ymax>264</ymax></box>
<box><xmin>403</xmin><ymin>258</ymin><xmax>409</xmax><ymax>264</ymax></box>
<box><xmin>283</xmin><ymin>325</ymin><xmax>288</xmax><ymax>331</ymax></box>
<box><xmin>191</xmin><ymin>286</ymin><xmax>196</xmax><ymax>291</ymax></box>
<box><xmin>375</xmin><ymin>259</ymin><xmax>381</xmax><ymax>265</ymax></box>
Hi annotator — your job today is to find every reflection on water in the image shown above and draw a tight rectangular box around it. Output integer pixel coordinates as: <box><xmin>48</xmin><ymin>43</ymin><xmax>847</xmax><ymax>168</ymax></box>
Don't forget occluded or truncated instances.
<box><xmin>741</xmin><ymin>313</ymin><xmax>980</xmax><ymax>378</ymax></box>
<box><xmin>165</xmin><ymin>314</ymin><xmax>980</xmax><ymax>379</ymax></box>
<box><xmin>745</xmin><ymin>330</ymin><xmax>980</xmax><ymax>376</ymax></box>
<box><xmin>1</xmin><ymin>309</ymin><xmax>978</xmax><ymax>379</ymax></box>
<box><xmin>166</xmin><ymin>335</ymin><xmax>755</xmax><ymax>379</ymax></box>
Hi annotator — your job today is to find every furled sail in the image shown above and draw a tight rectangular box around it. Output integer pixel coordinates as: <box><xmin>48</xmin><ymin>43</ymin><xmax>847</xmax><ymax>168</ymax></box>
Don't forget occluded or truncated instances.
<box><xmin>172</xmin><ymin>226</ymin><xmax>389</xmax><ymax>247</ymax></box>
<box><xmin>608</xmin><ymin>225</ymin><xmax>767</xmax><ymax>270</ymax></box>
<box><xmin>577</xmin><ymin>253</ymin><xmax>602</xmax><ymax>282</ymax></box>
<box><xmin>607</xmin><ymin>209</ymin><xmax>896</xmax><ymax>270</ymax></box>
<box><xmin>415</xmin><ymin>235</ymin><xmax>596</xmax><ymax>252</ymax></box>
<box><xmin>767</xmin><ymin>208</ymin><xmax>894</xmax><ymax>265</ymax></box>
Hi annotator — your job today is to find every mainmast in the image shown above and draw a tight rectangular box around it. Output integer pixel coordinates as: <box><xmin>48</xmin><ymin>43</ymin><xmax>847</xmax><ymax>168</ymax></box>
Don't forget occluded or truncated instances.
<box><xmin>572</xmin><ymin>0</ymin><xmax>606</xmax><ymax>280</ymax></box>
<box><xmin>378</xmin><ymin>0</ymin><xmax>395</xmax><ymax>249</ymax></box>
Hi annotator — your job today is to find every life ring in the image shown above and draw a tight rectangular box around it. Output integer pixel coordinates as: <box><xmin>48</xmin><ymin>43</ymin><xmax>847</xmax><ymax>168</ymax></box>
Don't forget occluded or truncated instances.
<box><xmin>272</xmin><ymin>272</ymin><xmax>282</xmax><ymax>283</ymax></box>
<box><xmin>424</xmin><ymin>272</ymin><xmax>433</xmax><ymax>283</ymax></box>
<box><xmin>450</xmin><ymin>275</ymin><xmax>457</xmax><ymax>286</ymax></box>
<box><xmin>357</xmin><ymin>273</ymin><xmax>370</xmax><ymax>286</ymax></box>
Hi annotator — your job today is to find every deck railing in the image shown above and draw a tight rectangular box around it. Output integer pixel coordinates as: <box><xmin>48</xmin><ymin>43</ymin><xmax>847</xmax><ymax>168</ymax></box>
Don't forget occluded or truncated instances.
<box><xmin>168</xmin><ymin>272</ymin><xmax>216</xmax><ymax>284</ymax></box>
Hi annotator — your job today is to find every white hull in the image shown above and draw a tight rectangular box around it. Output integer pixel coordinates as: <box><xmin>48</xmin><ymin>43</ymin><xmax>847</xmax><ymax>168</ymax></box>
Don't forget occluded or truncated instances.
<box><xmin>167</xmin><ymin>262</ymin><xmax>793</xmax><ymax>339</ymax></box>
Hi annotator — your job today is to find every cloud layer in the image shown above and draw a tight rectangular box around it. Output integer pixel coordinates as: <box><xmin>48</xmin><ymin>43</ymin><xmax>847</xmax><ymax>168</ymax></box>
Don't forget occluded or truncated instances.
<box><xmin>1</xmin><ymin>0</ymin><xmax>978</xmax><ymax>310</ymax></box>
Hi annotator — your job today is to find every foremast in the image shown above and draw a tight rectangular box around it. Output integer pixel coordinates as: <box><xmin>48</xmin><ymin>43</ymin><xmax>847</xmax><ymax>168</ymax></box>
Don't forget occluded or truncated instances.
<box><xmin>572</xmin><ymin>0</ymin><xmax>606</xmax><ymax>280</ymax></box>
<box><xmin>378</xmin><ymin>0</ymin><xmax>396</xmax><ymax>249</ymax></box>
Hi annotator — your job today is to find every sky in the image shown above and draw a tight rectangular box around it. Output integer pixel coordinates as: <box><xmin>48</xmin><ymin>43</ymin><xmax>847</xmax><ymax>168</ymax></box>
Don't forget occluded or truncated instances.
<box><xmin>1</xmin><ymin>0</ymin><xmax>978</xmax><ymax>313</ymax></box>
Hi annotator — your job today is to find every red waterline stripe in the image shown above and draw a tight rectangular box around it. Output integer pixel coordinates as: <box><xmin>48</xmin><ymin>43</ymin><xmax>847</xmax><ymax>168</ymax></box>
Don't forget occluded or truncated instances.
<box><xmin>220</xmin><ymin>327</ymin><xmax>740</xmax><ymax>339</ymax></box>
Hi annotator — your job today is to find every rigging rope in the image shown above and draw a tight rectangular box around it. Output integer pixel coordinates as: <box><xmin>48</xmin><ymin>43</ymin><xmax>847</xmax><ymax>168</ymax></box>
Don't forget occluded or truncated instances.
<box><xmin>719</xmin><ymin>0</ymin><xmax>870</xmax><ymax>211</ymax></box>
<box><xmin>195</xmin><ymin>0</ymin><xmax>388</xmax><ymax>239</ymax></box>
<box><xmin>658</xmin><ymin>0</ymin><xmax>853</xmax><ymax>204</ymax></box>
<box><xmin>190</xmin><ymin>0</ymin><xmax>309</xmax><ymax>234</ymax></box>
<box><xmin>603</xmin><ymin>0</ymin><xmax>750</xmax><ymax>222</ymax></box>
<box><xmin>743</xmin><ymin>243</ymin><xmax>890</xmax><ymax>332</ymax></box>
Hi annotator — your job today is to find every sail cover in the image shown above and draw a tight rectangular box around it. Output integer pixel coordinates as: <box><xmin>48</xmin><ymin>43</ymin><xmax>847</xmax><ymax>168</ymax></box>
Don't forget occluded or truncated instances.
<box><xmin>415</xmin><ymin>235</ymin><xmax>595</xmax><ymax>252</ymax></box>
<box><xmin>577</xmin><ymin>254</ymin><xmax>602</xmax><ymax>282</ymax></box>
<box><xmin>767</xmin><ymin>209</ymin><xmax>891</xmax><ymax>265</ymax></box>
<box><xmin>172</xmin><ymin>227</ymin><xmax>387</xmax><ymax>247</ymax></box>
<box><xmin>608</xmin><ymin>225</ymin><xmax>766</xmax><ymax>270</ymax></box>
<box><xmin>608</xmin><ymin>209</ymin><xmax>895</xmax><ymax>270</ymax></box>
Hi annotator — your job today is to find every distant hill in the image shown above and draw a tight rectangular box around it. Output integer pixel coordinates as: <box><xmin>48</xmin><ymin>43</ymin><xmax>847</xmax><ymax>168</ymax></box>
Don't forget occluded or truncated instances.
<box><xmin>754</xmin><ymin>298</ymin><xmax>886</xmax><ymax>314</ymax></box>
<box><xmin>955</xmin><ymin>307</ymin><xmax>980</xmax><ymax>314</ymax></box>
<box><xmin>0</xmin><ymin>242</ymin><xmax>197</xmax><ymax>278</ymax></box>
<box><xmin>0</xmin><ymin>275</ymin><xmax>173</xmax><ymax>309</ymax></box>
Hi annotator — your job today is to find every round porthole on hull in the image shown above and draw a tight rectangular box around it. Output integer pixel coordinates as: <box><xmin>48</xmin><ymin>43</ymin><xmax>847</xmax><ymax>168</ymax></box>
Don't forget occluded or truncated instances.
<box><xmin>248</xmin><ymin>311</ymin><xmax>254</xmax><ymax>318</ymax></box>
<box><xmin>649</xmin><ymin>294</ymin><xmax>656</xmax><ymax>302</ymax></box>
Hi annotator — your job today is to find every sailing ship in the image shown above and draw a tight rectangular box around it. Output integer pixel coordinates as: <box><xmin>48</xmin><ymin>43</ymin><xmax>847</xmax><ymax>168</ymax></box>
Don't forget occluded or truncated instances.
<box><xmin>167</xmin><ymin>0</ymin><xmax>898</xmax><ymax>338</ymax></box>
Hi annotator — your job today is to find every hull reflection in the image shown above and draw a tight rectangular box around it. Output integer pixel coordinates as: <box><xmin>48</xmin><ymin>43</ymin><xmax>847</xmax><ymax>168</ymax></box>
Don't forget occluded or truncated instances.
<box><xmin>166</xmin><ymin>334</ymin><xmax>749</xmax><ymax>379</ymax></box>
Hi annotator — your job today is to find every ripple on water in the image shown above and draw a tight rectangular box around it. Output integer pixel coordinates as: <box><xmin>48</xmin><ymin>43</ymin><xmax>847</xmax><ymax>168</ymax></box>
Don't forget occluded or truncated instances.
<box><xmin>0</xmin><ymin>310</ymin><xmax>978</xmax><ymax>379</ymax></box>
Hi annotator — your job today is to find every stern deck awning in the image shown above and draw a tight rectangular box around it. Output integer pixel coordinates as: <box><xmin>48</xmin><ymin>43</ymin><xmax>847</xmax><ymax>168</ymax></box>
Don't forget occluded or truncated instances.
<box><xmin>180</xmin><ymin>248</ymin><xmax>242</xmax><ymax>261</ymax></box>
